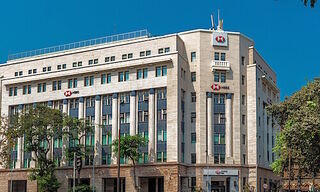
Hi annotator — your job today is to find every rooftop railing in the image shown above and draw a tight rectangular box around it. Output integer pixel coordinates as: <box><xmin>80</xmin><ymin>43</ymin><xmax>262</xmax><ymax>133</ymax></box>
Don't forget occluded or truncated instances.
<box><xmin>8</xmin><ymin>29</ymin><xmax>151</xmax><ymax>61</ymax></box>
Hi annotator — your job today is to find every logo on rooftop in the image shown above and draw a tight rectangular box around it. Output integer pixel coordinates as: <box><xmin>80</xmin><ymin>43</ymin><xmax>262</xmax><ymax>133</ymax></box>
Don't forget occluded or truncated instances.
<box><xmin>212</xmin><ymin>32</ymin><xmax>228</xmax><ymax>47</ymax></box>
<box><xmin>215</xmin><ymin>36</ymin><xmax>225</xmax><ymax>43</ymax></box>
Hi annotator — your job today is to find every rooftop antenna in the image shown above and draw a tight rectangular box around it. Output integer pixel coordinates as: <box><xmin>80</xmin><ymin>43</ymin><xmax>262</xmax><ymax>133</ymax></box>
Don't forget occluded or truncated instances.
<box><xmin>210</xmin><ymin>14</ymin><xmax>215</xmax><ymax>30</ymax></box>
<box><xmin>217</xmin><ymin>9</ymin><xmax>223</xmax><ymax>31</ymax></box>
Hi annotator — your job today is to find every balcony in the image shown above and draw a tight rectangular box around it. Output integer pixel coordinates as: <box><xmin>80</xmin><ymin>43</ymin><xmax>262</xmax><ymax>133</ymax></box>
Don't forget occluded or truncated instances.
<box><xmin>212</xmin><ymin>60</ymin><xmax>230</xmax><ymax>71</ymax></box>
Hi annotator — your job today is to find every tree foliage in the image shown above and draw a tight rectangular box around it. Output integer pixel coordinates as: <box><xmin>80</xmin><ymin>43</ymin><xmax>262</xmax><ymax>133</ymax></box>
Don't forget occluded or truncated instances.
<box><xmin>268</xmin><ymin>80</ymin><xmax>320</xmax><ymax>185</ymax></box>
<box><xmin>112</xmin><ymin>135</ymin><xmax>146</xmax><ymax>191</ymax></box>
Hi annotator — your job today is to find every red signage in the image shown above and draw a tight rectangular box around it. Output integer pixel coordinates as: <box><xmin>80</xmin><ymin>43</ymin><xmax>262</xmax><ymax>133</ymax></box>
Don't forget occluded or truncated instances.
<box><xmin>64</xmin><ymin>90</ymin><xmax>72</xmax><ymax>97</ymax></box>
<box><xmin>211</xmin><ymin>84</ymin><xmax>221</xmax><ymax>91</ymax></box>
<box><xmin>215</xmin><ymin>36</ymin><xmax>225</xmax><ymax>43</ymax></box>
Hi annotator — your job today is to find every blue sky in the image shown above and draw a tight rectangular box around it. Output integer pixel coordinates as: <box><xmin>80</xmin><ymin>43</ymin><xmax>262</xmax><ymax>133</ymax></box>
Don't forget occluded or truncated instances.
<box><xmin>0</xmin><ymin>0</ymin><xmax>319</xmax><ymax>99</ymax></box>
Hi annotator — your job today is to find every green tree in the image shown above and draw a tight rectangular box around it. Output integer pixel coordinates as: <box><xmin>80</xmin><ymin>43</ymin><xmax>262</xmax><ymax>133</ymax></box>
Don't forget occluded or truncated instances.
<box><xmin>268</xmin><ymin>80</ymin><xmax>320</xmax><ymax>190</ymax></box>
<box><xmin>112</xmin><ymin>135</ymin><xmax>146</xmax><ymax>191</ymax></box>
<box><xmin>63</xmin><ymin>115</ymin><xmax>93</xmax><ymax>188</ymax></box>
<box><xmin>0</xmin><ymin>105</ymin><xmax>65</xmax><ymax>192</ymax></box>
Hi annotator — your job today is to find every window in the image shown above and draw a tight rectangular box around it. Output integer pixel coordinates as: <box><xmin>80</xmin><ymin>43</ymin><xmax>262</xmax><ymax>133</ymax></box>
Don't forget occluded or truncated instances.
<box><xmin>157</xmin><ymin>88</ymin><xmax>167</xmax><ymax>100</ymax></box>
<box><xmin>128</xmin><ymin>53</ymin><xmax>133</xmax><ymax>59</ymax></box>
<box><xmin>137</xmin><ymin>69</ymin><xmax>142</xmax><ymax>80</ymax></box>
<box><xmin>220</xmin><ymin>72</ymin><xmax>226</xmax><ymax>83</ymax></box>
<box><xmin>156</xmin><ymin>67</ymin><xmax>161</xmax><ymax>77</ymax></box>
<box><xmin>157</xmin><ymin>109</ymin><xmax>166</xmax><ymax>121</ymax></box>
<box><xmin>120</xmin><ymin>113</ymin><xmax>130</xmax><ymax>124</ymax></box>
<box><xmin>158</xmin><ymin>48</ymin><xmax>164</xmax><ymax>54</ymax></box>
<box><xmin>221</xmin><ymin>53</ymin><xmax>226</xmax><ymax>61</ymax></box>
<box><xmin>162</xmin><ymin>66</ymin><xmax>167</xmax><ymax>76</ymax></box>
<box><xmin>105</xmin><ymin>57</ymin><xmax>110</xmax><ymax>62</ymax></box>
<box><xmin>243</xmin><ymin>154</ymin><xmax>246</xmax><ymax>164</ymax></box>
<box><xmin>68</xmin><ymin>78</ymin><xmax>77</xmax><ymax>88</ymax></box>
<box><xmin>43</xmin><ymin>67</ymin><xmax>47</xmax><ymax>72</ymax></box>
<box><xmin>37</xmin><ymin>83</ymin><xmax>46</xmax><ymax>93</ymax></box>
<box><xmin>242</xmin><ymin>95</ymin><xmax>246</xmax><ymax>105</ymax></box>
<box><xmin>78</xmin><ymin>61</ymin><xmax>82</xmax><ymax>66</ymax></box>
<box><xmin>19</xmin><ymin>71</ymin><xmax>23</xmax><ymax>76</ymax></box>
<box><xmin>242</xmin><ymin>134</ymin><xmax>246</xmax><ymax>145</ymax></box>
<box><xmin>103</xmin><ymin>96</ymin><xmax>112</xmax><ymax>106</ymax></box>
<box><xmin>242</xmin><ymin>115</ymin><xmax>246</xmax><ymax>125</ymax></box>
<box><xmin>23</xmin><ymin>86</ymin><xmax>27</xmax><ymax>95</ymax></box>
<box><xmin>143</xmin><ymin>68</ymin><xmax>148</xmax><ymax>78</ymax></box>
<box><xmin>72</xmin><ymin>62</ymin><xmax>77</xmax><ymax>67</ymax></box>
<box><xmin>140</xmin><ymin>51</ymin><xmax>145</xmax><ymax>57</ymax></box>
<box><xmin>122</xmin><ymin>54</ymin><xmax>127</xmax><ymax>60</ymax></box>
<box><xmin>214</xmin><ymin>52</ymin><xmax>219</xmax><ymax>60</ymax></box>
<box><xmin>88</xmin><ymin>59</ymin><xmax>93</xmax><ymax>65</ymax></box>
<box><xmin>242</xmin><ymin>75</ymin><xmax>245</xmax><ymax>85</ymax></box>
<box><xmin>28</xmin><ymin>70</ymin><xmax>32</xmax><ymax>74</ymax></box>
<box><xmin>241</xmin><ymin>56</ymin><xmax>245</xmax><ymax>65</ymax></box>
<box><xmin>120</xmin><ymin>93</ymin><xmax>130</xmax><ymax>104</ymax></box>
<box><xmin>101</xmin><ymin>74</ymin><xmax>106</xmax><ymax>84</ymax></box>
<box><xmin>118</xmin><ymin>71</ymin><xmax>129</xmax><ymax>82</ymax></box>
<box><xmin>214</xmin><ymin>71</ymin><xmax>219</xmax><ymax>82</ymax></box>
<box><xmin>94</xmin><ymin>59</ymin><xmax>98</xmax><ymax>64</ymax></box>
<box><xmin>84</xmin><ymin>77</ymin><xmax>89</xmax><ymax>87</ymax></box>
<box><xmin>214</xmin><ymin>71</ymin><xmax>226</xmax><ymax>83</ymax></box>
<box><xmin>57</xmin><ymin>81</ymin><xmax>61</xmax><ymax>90</ymax></box>
<box><xmin>191</xmin><ymin>133</ymin><xmax>196</xmax><ymax>143</ymax></box>
<box><xmin>110</xmin><ymin>56</ymin><xmax>115</xmax><ymax>61</ymax></box>
<box><xmin>191</xmin><ymin>112</ymin><xmax>196</xmax><ymax>123</ymax></box>
<box><xmin>107</xmin><ymin>73</ymin><xmax>111</xmax><ymax>83</ymax></box>
<box><xmin>191</xmin><ymin>92</ymin><xmax>196</xmax><ymax>102</ymax></box>
<box><xmin>28</xmin><ymin>85</ymin><xmax>32</xmax><ymax>94</ymax></box>
<box><xmin>164</xmin><ymin>47</ymin><xmax>170</xmax><ymax>53</ymax></box>
<box><xmin>14</xmin><ymin>72</ymin><xmax>18</xmax><ymax>76</ymax></box>
<box><xmin>62</xmin><ymin>64</ymin><xmax>66</xmax><ymax>69</ymax></box>
<box><xmin>90</xmin><ymin>76</ymin><xmax>94</xmax><ymax>86</ymax></box>
<box><xmin>57</xmin><ymin>65</ymin><xmax>62</xmax><ymax>70</ymax></box>
<box><xmin>9</xmin><ymin>87</ymin><xmax>13</xmax><ymax>96</ymax></box>
<box><xmin>146</xmin><ymin>50</ymin><xmax>151</xmax><ymax>56</ymax></box>
<box><xmin>191</xmin><ymin>153</ymin><xmax>196</xmax><ymax>164</ymax></box>
<box><xmin>48</xmin><ymin>66</ymin><xmax>51</xmax><ymax>71</ymax></box>
<box><xmin>33</xmin><ymin>69</ymin><xmax>37</xmax><ymax>74</ymax></box>
<box><xmin>191</xmin><ymin>52</ymin><xmax>196</xmax><ymax>62</ymax></box>
<box><xmin>191</xmin><ymin>72</ymin><xmax>196</xmax><ymax>82</ymax></box>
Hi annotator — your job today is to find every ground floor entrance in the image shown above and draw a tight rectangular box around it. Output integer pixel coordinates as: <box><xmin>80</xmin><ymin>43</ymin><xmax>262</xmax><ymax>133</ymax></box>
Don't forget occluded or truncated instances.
<box><xmin>139</xmin><ymin>177</ymin><xmax>164</xmax><ymax>192</ymax></box>
<box><xmin>203</xmin><ymin>169</ymin><xmax>239</xmax><ymax>192</ymax></box>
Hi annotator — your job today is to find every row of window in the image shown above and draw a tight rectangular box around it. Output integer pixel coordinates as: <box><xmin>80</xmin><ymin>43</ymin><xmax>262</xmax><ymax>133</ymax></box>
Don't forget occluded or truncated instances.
<box><xmin>9</xmin><ymin>66</ymin><xmax>167</xmax><ymax>96</ymax></box>
<box><xmin>14</xmin><ymin>47</ymin><xmax>171</xmax><ymax>77</ymax></box>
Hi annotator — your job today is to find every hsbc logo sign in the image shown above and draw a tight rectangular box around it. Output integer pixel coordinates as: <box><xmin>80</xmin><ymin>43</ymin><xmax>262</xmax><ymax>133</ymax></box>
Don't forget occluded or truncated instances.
<box><xmin>212</xmin><ymin>32</ymin><xmax>228</xmax><ymax>47</ymax></box>
<box><xmin>211</xmin><ymin>84</ymin><xmax>229</xmax><ymax>91</ymax></box>
<box><xmin>64</xmin><ymin>90</ymin><xmax>79</xmax><ymax>97</ymax></box>
<box><xmin>215</xmin><ymin>36</ymin><xmax>225</xmax><ymax>43</ymax></box>
<box><xmin>211</xmin><ymin>84</ymin><xmax>221</xmax><ymax>91</ymax></box>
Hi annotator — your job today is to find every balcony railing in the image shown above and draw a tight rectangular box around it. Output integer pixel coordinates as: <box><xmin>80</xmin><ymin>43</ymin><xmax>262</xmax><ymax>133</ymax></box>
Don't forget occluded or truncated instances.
<box><xmin>8</xmin><ymin>29</ymin><xmax>151</xmax><ymax>61</ymax></box>
<box><xmin>212</xmin><ymin>60</ymin><xmax>230</xmax><ymax>71</ymax></box>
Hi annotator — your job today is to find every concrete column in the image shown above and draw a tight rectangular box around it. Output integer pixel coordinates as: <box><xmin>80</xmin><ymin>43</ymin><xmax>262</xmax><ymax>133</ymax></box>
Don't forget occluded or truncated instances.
<box><xmin>94</xmin><ymin>95</ymin><xmax>101</xmax><ymax>165</ymax></box>
<box><xmin>130</xmin><ymin>91</ymin><xmax>136</xmax><ymax>136</ymax></box>
<box><xmin>263</xmin><ymin>106</ymin><xmax>268</xmax><ymax>164</ymax></box>
<box><xmin>61</xmin><ymin>99</ymin><xmax>68</xmax><ymax>166</ymax></box>
<box><xmin>268</xmin><ymin>115</ymin><xmax>273</xmax><ymax>164</ymax></box>
<box><xmin>112</xmin><ymin>93</ymin><xmax>118</xmax><ymax>164</ymax></box>
<box><xmin>207</xmin><ymin>93</ymin><xmax>213</xmax><ymax>157</ymax></box>
<box><xmin>148</xmin><ymin>88</ymin><xmax>155</xmax><ymax>162</ymax></box>
<box><xmin>16</xmin><ymin>104</ymin><xmax>23</xmax><ymax>169</ymax></box>
<box><xmin>48</xmin><ymin>101</ymin><xmax>53</xmax><ymax>160</ymax></box>
<box><xmin>225</xmin><ymin>93</ymin><xmax>233</xmax><ymax>162</ymax></box>
<box><xmin>79</xmin><ymin>97</ymin><xmax>84</xmax><ymax>120</ymax></box>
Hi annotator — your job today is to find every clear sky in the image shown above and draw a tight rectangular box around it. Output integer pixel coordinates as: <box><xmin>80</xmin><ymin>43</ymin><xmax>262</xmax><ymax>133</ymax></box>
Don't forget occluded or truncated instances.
<box><xmin>0</xmin><ymin>0</ymin><xmax>319</xmax><ymax>99</ymax></box>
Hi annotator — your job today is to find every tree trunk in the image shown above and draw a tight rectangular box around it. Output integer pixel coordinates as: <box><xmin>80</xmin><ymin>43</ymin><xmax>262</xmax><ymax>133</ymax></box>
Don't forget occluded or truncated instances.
<box><xmin>77</xmin><ymin>170</ymin><xmax>81</xmax><ymax>187</ymax></box>
<box><xmin>132</xmin><ymin>159</ymin><xmax>138</xmax><ymax>192</ymax></box>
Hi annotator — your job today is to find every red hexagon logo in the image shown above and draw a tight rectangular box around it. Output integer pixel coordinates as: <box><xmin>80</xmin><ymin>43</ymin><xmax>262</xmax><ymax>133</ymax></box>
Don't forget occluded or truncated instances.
<box><xmin>211</xmin><ymin>84</ymin><xmax>221</xmax><ymax>91</ymax></box>
<box><xmin>64</xmin><ymin>90</ymin><xmax>72</xmax><ymax>97</ymax></box>
<box><xmin>215</xmin><ymin>36</ymin><xmax>225</xmax><ymax>43</ymax></box>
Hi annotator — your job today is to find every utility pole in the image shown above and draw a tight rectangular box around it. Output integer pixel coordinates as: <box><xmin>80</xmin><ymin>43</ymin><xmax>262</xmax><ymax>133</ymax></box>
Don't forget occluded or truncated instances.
<box><xmin>117</xmin><ymin>126</ymin><xmax>121</xmax><ymax>192</ymax></box>
<box><xmin>73</xmin><ymin>152</ymin><xmax>75</xmax><ymax>192</ymax></box>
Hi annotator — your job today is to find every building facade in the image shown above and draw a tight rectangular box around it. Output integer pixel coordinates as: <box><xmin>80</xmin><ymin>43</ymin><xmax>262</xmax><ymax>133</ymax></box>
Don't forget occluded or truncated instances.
<box><xmin>0</xmin><ymin>25</ymin><xmax>280</xmax><ymax>192</ymax></box>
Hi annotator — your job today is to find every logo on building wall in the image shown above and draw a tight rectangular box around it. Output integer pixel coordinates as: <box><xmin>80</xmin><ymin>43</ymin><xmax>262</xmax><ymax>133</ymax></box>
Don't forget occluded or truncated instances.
<box><xmin>212</xmin><ymin>32</ymin><xmax>228</xmax><ymax>47</ymax></box>
<box><xmin>215</xmin><ymin>36</ymin><xmax>225</xmax><ymax>43</ymax></box>
<box><xmin>211</xmin><ymin>84</ymin><xmax>230</xmax><ymax>91</ymax></box>
<box><xmin>64</xmin><ymin>90</ymin><xmax>79</xmax><ymax>97</ymax></box>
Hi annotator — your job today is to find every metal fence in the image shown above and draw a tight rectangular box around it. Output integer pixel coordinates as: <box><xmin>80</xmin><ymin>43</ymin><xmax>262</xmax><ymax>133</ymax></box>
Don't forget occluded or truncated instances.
<box><xmin>8</xmin><ymin>29</ymin><xmax>150</xmax><ymax>61</ymax></box>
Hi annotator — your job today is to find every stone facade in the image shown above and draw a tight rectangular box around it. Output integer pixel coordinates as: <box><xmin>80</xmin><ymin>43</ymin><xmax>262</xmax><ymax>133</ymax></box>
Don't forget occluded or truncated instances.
<box><xmin>0</xmin><ymin>26</ymin><xmax>280</xmax><ymax>192</ymax></box>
